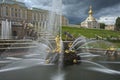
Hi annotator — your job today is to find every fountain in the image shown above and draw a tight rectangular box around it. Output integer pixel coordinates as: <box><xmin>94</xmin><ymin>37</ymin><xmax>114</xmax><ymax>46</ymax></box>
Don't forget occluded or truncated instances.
<box><xmin>44</xmin><ymin>35</ymin><xmax>81</xmax><ymax>66</ymax></box>
<box><xmin>0</xmin><ymin>20</ymin><xmax>37</xmax><ymax>56</ymax></box>
<box><xmin>0</xmin><ymin>33</ymin><xmax>120</xmax><ymax>80</ymax></box>
<box><xmin>1</xmin><ymin>19</ymin><xmax>12</xmax><ymax>39</ymax></box>
<box><xmin>0</xmin><ymin>0</ymin><xmax>120</xmax><ymax>80</ymax></box>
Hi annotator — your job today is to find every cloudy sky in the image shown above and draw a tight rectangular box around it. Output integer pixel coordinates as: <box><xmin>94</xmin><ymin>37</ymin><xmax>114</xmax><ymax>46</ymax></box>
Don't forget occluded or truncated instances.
<box><xmin>17</xmin><ymin>0</ymin><xmax>120</xmax><ymax>24</ymax></box>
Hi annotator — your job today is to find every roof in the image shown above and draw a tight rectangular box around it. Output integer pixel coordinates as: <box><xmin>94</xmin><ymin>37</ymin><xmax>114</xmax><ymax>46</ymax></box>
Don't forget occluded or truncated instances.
<box><xmin>31</xmin><ymin>7</ymin><xmax>48</xmax><ymax>13</ymax></box>
<box><xmin>0</xmin><ymin>0</ymin><xmax>48</xmax><ymax>12</ymax></box>
<box><xmin>85</xmin><ymin>16</ymin><xmax>96</xmax><ymax>22</ymax></box>
<box><xmin>0</xmin><ymin>0</ymin><xmax>27</xmax><ymax>8</ymax></box>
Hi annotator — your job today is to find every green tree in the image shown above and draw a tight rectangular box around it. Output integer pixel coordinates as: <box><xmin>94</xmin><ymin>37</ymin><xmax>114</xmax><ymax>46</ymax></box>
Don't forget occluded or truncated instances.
<box><xmin>115</xmin><ymin>17</ymin><xmax>120</xmax><ymax>31</ymax></box>
<box><xmin>100</xmin><ymin>23</ymin><xmax>106</xmax><ymax>29</ymax></box>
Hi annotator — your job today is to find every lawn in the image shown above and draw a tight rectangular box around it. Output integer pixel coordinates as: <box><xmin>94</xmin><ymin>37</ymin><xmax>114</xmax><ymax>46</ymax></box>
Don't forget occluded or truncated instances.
<box><xmin>62</xmin><ymin>26</ymin><xmax>120</xmax><ymax>47</ymax></box>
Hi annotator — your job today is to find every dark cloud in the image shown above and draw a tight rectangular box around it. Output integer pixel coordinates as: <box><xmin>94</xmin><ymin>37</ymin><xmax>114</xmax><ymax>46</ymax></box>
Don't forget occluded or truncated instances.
<box><xmin>68</xmin><ymin>16</ymin><xmax>84</xmax><ymax>24</ymax></box>
<box><xmin>62</xmin><ymin>0</ymin><xmax>120</xmax><ymax>24</ymax></box>
<box><xmin>17</xmin><ymin>0</ymin><xmax>120</xmax><ymax>24</ymax></box>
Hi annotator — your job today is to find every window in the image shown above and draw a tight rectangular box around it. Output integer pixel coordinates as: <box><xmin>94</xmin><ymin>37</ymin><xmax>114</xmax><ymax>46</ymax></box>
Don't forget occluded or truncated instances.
<box><xmin>6</xmin><ymin>7</ymin><xmax>8</xmax><ymax>16</ymax></box>
<box><xmin>15</xmin><ymin>8</ymin><xmax>17</xmax><ymax>11</ymax></box>
<box><xmin>11</xmin><ymin>8</ymin><xmax>14</xmax><ymax>17</ymax></box>
<box><xmin>15</xmin><ymin>13</ymin><xmax>17</xmax><ymax>17</ymax></box>
<box><xmin>12</xmin><ymin>31</ymin><xmax>17</xmax><ymax>36</ymax></box>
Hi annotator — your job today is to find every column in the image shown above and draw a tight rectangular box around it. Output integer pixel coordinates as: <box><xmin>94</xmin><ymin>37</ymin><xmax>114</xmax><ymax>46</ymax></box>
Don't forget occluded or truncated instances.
<box><xmin>9</xmin><ymin>7</ymin><xmax>11</xmax><ymax>17</ymax></box>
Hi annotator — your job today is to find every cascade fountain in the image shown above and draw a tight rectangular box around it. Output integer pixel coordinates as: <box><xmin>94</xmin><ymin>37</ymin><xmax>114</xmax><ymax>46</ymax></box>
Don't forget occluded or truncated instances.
<box><xmin>0</xmin><ymin>20</ymin><xmax>37</xmax><ymax>56</ymax></box>
<box><xmin>1</xmin><ymin>19</ymin><xmax>12</xmax><ymax>39</ymax></box>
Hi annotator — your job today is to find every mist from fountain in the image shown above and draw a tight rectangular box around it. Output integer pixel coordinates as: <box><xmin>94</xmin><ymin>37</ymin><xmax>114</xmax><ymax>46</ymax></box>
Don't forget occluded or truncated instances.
<box><xmin>69</xmin><ymin>36</ymin><xmax>117</xmax><ymax>54</ymax></box>
<box><xmin>47</xmin><ymin>0</ymin><xmax>65</xmax><ymax>80</ymax></box>
<box><xmin>69</xmin><ymin>36</ymin><xmax>87</xmax><ymax>50</ymax></box>
<box><xmin>77</xmin><ymin>40</ymin><xmax>114</xmax><ymax>50</ymax></box>
<box><xmin>0</xmin><ymin>0</ymin><xmax>63</xmax><ymax>63</ymax></box>
<box><xmin>1</xmin><ymin>19</ymin><xmax>12</xmax><ymax>39</ymax></box>
<box><xmin>46</xmin><ymin>0</ymin><xmax>62</xmax><ymax>38</ymax></box>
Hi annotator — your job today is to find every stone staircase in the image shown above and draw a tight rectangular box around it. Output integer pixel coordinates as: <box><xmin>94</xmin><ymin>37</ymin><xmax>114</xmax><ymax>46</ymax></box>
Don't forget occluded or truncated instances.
<box><xmin>0</xmin><ymin>39</ymin><xmax>37</xmax><ymax>56</ymax></box>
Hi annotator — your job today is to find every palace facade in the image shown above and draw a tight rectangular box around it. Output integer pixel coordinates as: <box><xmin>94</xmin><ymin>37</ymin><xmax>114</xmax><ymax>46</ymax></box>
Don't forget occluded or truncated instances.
<box><xmin>0</xmin><ymin>0</ymin><xmax>69</xmax><ymax>39</ymax></box>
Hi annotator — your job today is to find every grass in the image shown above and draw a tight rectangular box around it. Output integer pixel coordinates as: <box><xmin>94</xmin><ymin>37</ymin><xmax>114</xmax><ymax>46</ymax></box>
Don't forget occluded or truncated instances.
<box><xmin>62</xmin><ymin>26</ymin><xmax>120</xmax><ymax>47</ymax></box>
<box><xmin>108</xmin><ymin>40</ymin><xmax>120</xmax><ymax>48</ymax></box>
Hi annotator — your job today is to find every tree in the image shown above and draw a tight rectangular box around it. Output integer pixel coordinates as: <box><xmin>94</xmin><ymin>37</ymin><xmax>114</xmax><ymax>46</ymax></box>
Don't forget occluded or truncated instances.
<box><xmin>100</xmin><ymin>23</ymin><xmax>106</xmax><ymax>29</ymax></box>
<box><xmin>115</xmin><ymin>17</ymin><xmax>120</xmax><ymax>31</ymax></box>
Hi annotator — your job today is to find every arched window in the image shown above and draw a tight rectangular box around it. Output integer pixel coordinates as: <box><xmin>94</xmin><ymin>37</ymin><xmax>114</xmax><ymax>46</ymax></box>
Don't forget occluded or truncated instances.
<box><xmin>12</xmin><ymin>31</ymin><xmax>17</xmax><ymax>36</ymax></box>
<box><xmin>6</xmin><ymin>6</ymin><xmax>9</xmax><ymax>16</ymax></box>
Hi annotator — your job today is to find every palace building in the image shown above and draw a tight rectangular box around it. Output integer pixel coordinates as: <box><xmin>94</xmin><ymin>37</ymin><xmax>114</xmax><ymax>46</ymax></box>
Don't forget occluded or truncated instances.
<box><xmin>62</xmin><ymin>16</ymin><xmax>69</xmax><ymax>26</ymax></box>
<box><xmin>81</xmin><ymin>6</ymin><xmax>100</xmax><ymax>29</ymax></box>
<box><xmin>0</xmin><ymin>0</ymin><xmax>69</xmax><ymax>39</ymax></box>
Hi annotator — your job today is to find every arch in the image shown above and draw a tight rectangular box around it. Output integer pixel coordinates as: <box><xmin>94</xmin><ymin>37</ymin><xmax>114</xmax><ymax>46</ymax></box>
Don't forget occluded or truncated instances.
<box><xmin>12</xmin><ymin>31</ymin><xmax>17</xmax><ymax>36</ymax></box>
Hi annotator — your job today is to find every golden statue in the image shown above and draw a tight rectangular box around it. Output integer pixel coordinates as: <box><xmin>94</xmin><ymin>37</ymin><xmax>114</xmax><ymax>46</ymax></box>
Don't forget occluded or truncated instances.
<box><xmin>55</xmin><ymin>35</ymin><xmax>61</xmax><ymax>53</ymax></box>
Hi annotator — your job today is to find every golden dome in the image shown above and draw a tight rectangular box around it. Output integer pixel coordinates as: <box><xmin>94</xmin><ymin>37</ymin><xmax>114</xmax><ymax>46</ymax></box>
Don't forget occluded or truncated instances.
<box><xmin>86</xmin><ymin>6</ymin><xmax>96</xmax><ymax>21</ymax></box>
<box><xmin>88</xmin><ymin>6</ymin><xmax>93</xmax><ymax>15</ymax></box>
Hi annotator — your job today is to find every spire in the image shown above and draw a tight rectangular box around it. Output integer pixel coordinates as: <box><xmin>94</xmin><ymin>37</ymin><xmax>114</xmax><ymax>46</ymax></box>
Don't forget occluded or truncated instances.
<box><xmin>88</xmin><ymin>5</ymin><xmax>93</xmax><ymax>16</ymax></box>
